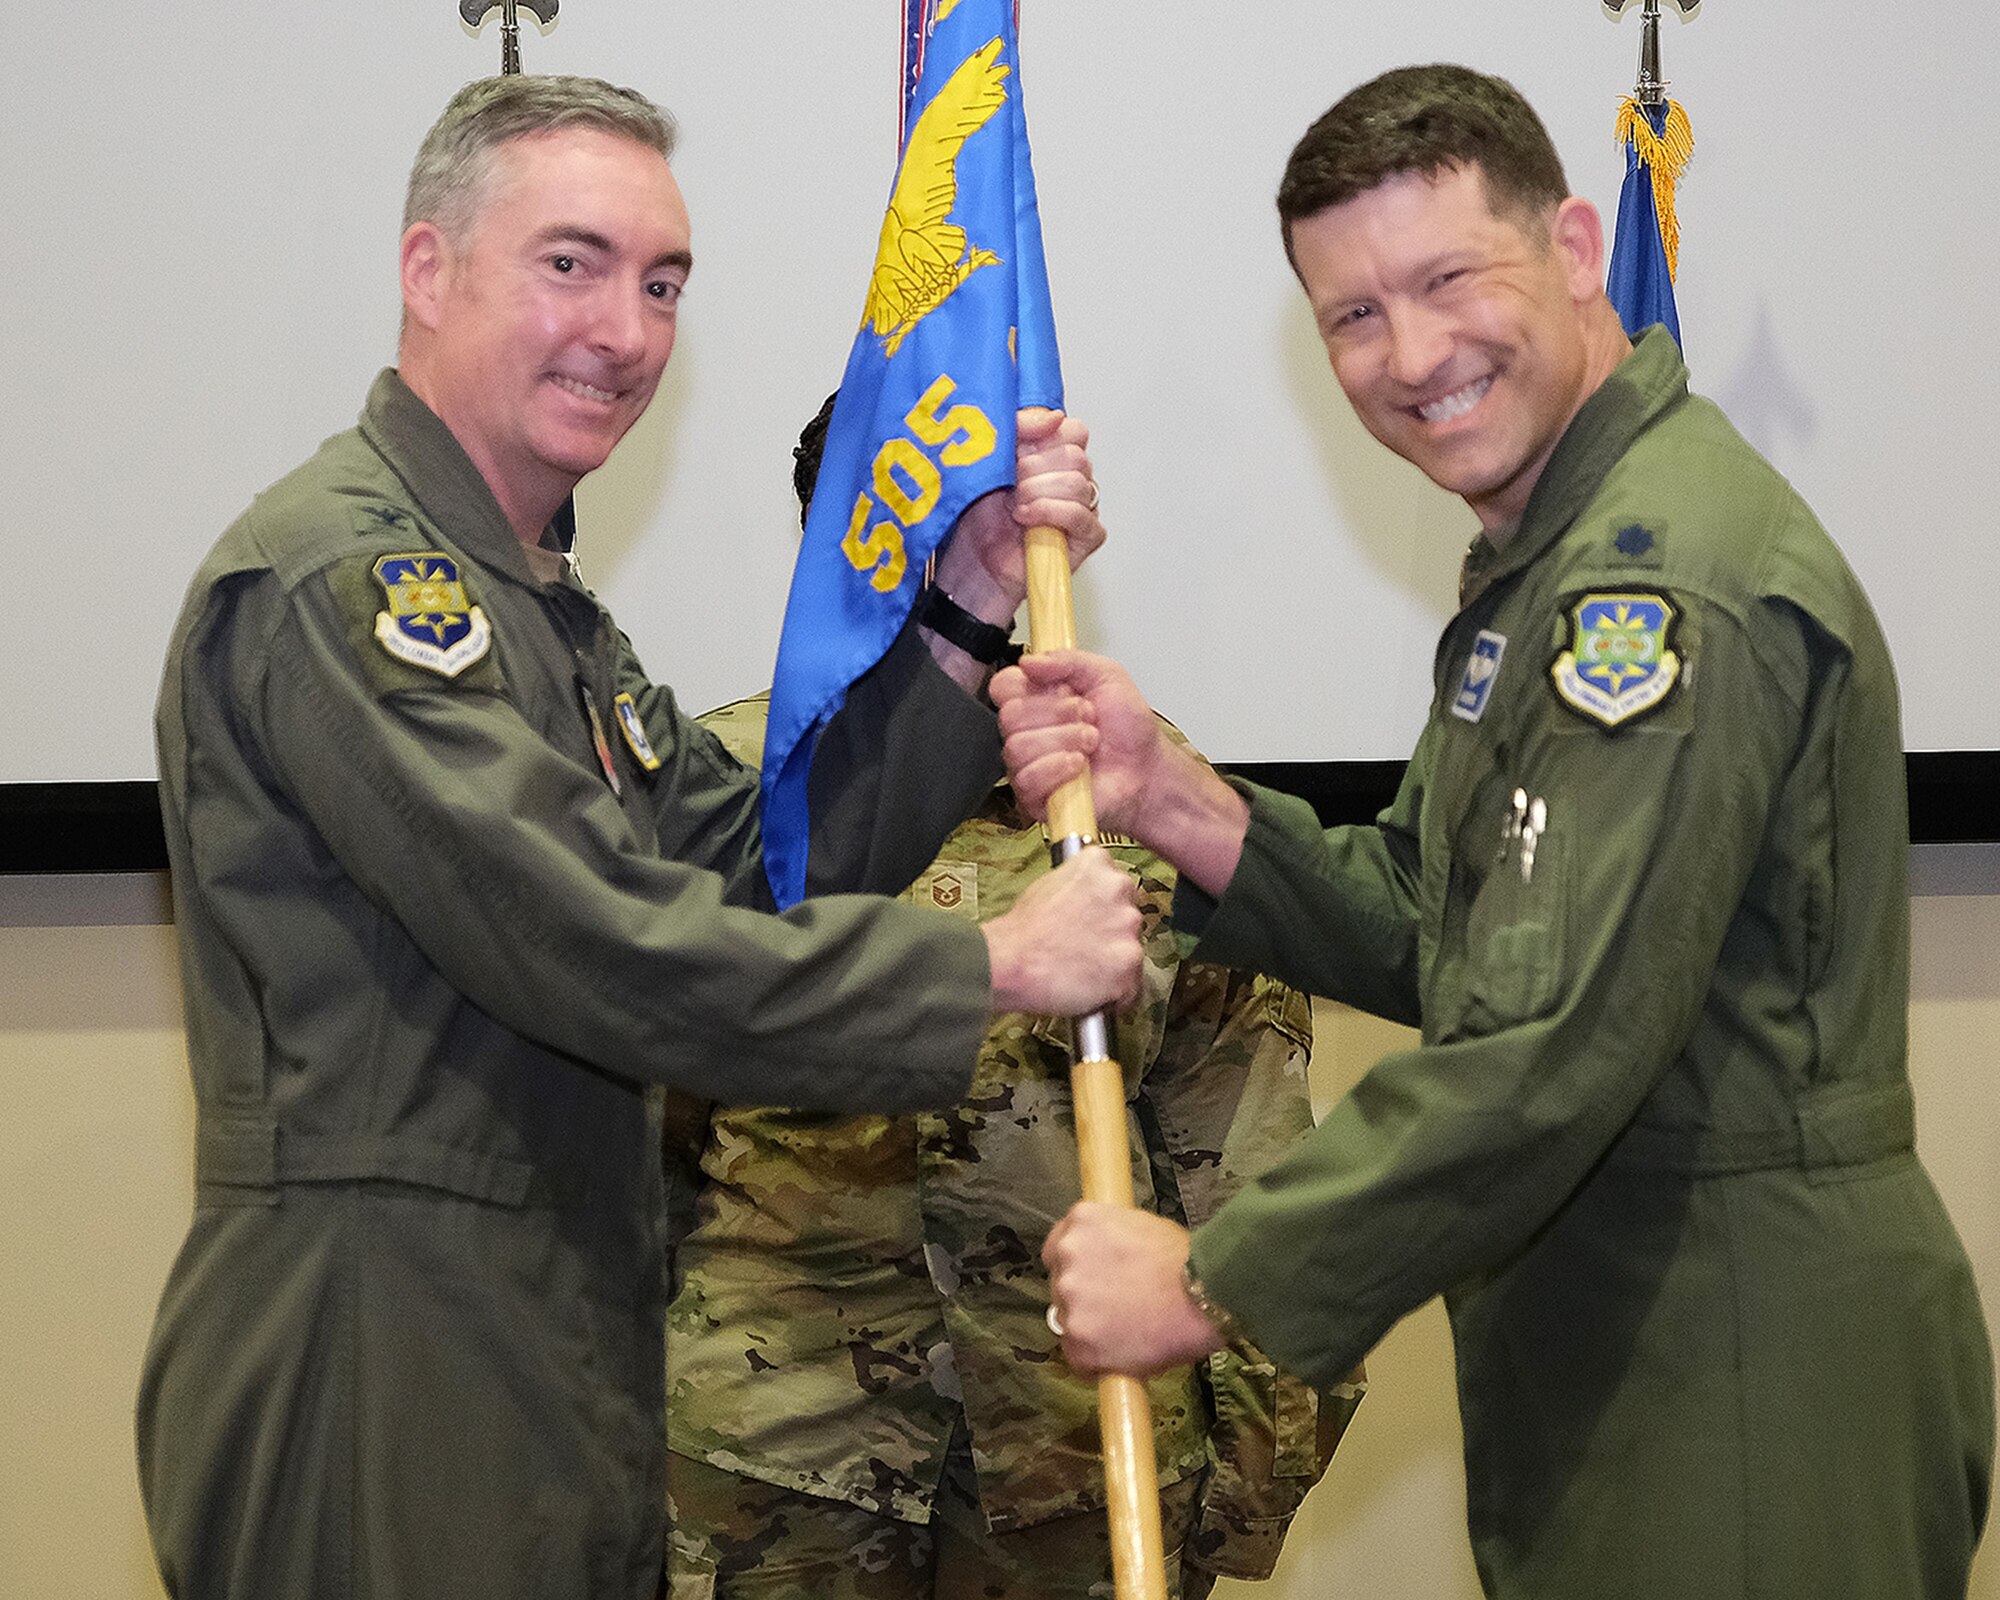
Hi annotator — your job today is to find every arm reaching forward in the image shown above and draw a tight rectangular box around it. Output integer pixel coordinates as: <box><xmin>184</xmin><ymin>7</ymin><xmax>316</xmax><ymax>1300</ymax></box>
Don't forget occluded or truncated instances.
<box><xmin>992</xmin><ymin>650</ymin><xmax>1252</xmax><ymax>898</ymax></box>
<box><xmin>1042</xmin><ymin>1201</ymin><xmax>1229</xmax><ymax>1376</ymax></box>
<box><xmin>980</xmin><ymin>844</ymin><xmax>1145</xmax><ymax>1015</ymax></box>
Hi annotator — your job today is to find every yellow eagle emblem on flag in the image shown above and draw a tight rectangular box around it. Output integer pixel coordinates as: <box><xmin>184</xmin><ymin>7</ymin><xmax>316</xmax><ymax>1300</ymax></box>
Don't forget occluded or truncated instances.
<box><xmin>862</xmin><ymin>36</ymin><xmax>1009</xmax><ymax>356</ymax></box>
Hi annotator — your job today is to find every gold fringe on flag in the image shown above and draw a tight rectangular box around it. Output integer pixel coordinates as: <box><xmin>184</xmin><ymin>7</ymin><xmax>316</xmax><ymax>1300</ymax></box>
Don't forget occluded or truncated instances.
<box><xmin>1615</xmin><ymin>96</ymin><xmax>1694</xmax><ymax>278</ymax></box>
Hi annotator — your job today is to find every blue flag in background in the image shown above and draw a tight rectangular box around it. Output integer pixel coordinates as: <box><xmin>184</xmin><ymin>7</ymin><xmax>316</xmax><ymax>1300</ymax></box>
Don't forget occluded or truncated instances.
<box><xmin>1608</xmin><ymin>96</ymin><xmax>1692</xmax><ymax>347</ymax></box>
<box><xmin>760</xmin><ymin>0</ymin><xmax>1062</xmax><ymax>908</ymax></box>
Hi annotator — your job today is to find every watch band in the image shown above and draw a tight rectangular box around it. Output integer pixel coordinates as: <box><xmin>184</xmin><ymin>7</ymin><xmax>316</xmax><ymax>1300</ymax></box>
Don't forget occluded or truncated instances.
<box><xmin>916</xmin><ymin>585</ymin><xmax>1022</xmax><ymax>667</ymax></box>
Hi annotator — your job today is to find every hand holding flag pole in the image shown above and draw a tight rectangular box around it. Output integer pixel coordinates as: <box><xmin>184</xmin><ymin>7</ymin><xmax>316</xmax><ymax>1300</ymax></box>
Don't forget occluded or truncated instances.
<box><xmin>1023</xmin><ymin>502</ymin><xmax>1171</xmax><ymax>1600</ymax></box>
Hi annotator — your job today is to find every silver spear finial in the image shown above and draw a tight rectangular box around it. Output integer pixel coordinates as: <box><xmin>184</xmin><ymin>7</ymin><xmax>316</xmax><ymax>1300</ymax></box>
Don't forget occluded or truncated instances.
<box><xmin>459</xmin><ymin>0</ymin><xmax>561</xmax><ymax>76</ymax></box>
<box><xmin>1602</xmin><ymin>0</ymin><xmax>1701</xmax><ymax>107</ymax></box>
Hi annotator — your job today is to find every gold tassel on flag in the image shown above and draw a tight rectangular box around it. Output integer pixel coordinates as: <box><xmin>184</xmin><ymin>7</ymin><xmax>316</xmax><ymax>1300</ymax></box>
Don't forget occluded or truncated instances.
<box><xmin>1613</xmin><ymin>96</ymin><xmax>1694</xmax><ymax>278</ymax></box>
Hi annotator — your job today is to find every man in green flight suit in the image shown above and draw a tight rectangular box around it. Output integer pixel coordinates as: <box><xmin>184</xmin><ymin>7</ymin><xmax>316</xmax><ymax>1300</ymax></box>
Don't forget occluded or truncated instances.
<box><xmin>996</xmin><ymin>64</ymin><xmax>1994</xmax><ymax>1600</ymax></box>
<box><xmin>138</xmin><ymin>73</ymin><xmax>1138</xmax><ymax>1600</ymax></box>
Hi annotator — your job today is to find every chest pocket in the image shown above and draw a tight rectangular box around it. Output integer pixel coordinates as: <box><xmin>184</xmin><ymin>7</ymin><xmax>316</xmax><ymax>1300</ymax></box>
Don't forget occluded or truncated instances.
<box><xmin>1458</xmin><ymin>821</ymin><xmax>1567</xmax><ymax>1030</ymax></box>
<box><xmin>1435</xmin><ymin>744</ymin><xmax>1571</xmax><ymax>1039</ymax></box>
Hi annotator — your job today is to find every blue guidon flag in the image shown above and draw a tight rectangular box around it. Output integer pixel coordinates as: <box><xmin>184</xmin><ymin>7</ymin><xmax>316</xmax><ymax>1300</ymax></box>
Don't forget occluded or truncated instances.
<box><xmin>1551</xmin><ymin>591</ymin><xmax>1681</xmax><ymax>728</ymax></box>
<box><xmin>759</xmin><ymin>0</ymin><xmax>1062</xmax><ymax>908</ymax></box>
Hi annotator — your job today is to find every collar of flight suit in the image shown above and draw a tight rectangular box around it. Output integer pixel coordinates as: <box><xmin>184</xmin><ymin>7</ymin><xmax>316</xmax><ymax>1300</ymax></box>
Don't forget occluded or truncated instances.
<box><xmin>357</xmin><ymin>368</ymin><xmax>568</xmax><ymax>594</ymax></box>
<box><xmin>1456</xmin><ymin>325</ymin><xmax>1690</xmax><ymax>611</ymax></box>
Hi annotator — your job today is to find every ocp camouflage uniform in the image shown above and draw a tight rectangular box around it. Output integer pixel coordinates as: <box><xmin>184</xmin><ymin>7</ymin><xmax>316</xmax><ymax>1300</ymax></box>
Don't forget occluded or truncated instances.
<box><xmin>665</xmin><ymin>697</ymin><xmax>1361</xmax><ymax>1599</ymax></box>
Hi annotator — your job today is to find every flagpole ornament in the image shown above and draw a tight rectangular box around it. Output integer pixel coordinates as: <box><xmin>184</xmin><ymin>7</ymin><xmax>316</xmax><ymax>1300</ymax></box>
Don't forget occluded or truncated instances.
<box><xmin>1601</xmin><ymin>0</ymin><xmax>1700</xmax><ymax>105</ymax></box>
<box><xmin>459</xmin><ymin>0</ymin><xmax>559</xmax><ymax>76</ymax></box>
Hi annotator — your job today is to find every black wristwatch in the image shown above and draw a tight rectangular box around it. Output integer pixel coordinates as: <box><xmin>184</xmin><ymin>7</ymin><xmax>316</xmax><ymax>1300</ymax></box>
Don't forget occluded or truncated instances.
<box><xmin>916</xmin><ymin>585</ymin><xmax>1023</xmax><ymax>667</ymax></box>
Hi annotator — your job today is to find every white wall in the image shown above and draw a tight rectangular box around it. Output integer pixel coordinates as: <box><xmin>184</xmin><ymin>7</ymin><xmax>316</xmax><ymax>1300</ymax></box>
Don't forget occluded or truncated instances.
<box><xmin>4</xmin><ymin>1</ymin><xmax>1997</xmax><ymax>782</ymax></box>
<box><xmin>3</xmin><ymin>849</ymin><xmax>1995</xmax><ymax>1599</ymax></box>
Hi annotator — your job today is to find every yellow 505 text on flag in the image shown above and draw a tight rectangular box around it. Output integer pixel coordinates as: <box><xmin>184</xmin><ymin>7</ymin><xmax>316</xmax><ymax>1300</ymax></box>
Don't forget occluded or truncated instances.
<box><xmin>841</xmin><ymin>374</ymin><xmax>996</xmax><ymax>592</ymax></box>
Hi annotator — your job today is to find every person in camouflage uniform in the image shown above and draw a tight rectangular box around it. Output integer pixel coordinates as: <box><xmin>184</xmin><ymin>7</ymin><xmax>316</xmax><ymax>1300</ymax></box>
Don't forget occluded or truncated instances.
<box><xmin>664</xmin><ymin>693</ymin><xmax>1361</xmax><ymax>1600</ymax></box>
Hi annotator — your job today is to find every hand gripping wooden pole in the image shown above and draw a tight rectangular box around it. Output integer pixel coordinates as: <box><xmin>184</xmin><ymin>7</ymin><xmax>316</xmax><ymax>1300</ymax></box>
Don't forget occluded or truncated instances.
<box><xmin>1022</xmin><ymin>507</ymin><xmax>1170</xmax><ymax>1600</ymax></box>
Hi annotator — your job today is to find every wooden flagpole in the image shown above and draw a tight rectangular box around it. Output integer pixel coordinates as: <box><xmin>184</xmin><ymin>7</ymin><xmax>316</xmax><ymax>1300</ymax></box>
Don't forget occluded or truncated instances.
<box><xmin>1023</xmin><ymin>504</ymin><xmax>1170</xmax><ymax>1600</ymax></box>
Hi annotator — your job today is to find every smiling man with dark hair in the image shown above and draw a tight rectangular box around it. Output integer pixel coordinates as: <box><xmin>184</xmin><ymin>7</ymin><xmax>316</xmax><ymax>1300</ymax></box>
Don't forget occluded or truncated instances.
<box><xmin>1000</xmin><ymin>63</ymin><xmax>1993</xmax><ymax>1600</ymax></box>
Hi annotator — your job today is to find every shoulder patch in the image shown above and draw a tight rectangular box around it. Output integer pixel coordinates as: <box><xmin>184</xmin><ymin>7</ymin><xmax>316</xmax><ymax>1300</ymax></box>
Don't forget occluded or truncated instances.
<box><xmin>1451</xmin><ymin>630</ymin><xmax>1507</xmax><ymax>722</ymax></box>
<box><xmin>909</xmin><ymin>861</ymin><xmax>980</xmax><ymax>921</ymax></box>
<box><xmin>1550</xmin><ymin>591</ymin><xmax>1681</xmax><ymax>728</ymax></box>
<box><xmin>371</xmin><ymin>553</ymin><xmax>492</xmax><ymax>678</ymax></box>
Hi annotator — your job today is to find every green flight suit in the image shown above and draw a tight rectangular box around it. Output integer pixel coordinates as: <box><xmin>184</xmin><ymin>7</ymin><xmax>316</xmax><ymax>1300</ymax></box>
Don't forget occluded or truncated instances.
<box><xmin>1180</xmin><ymin>330</ymin><xmax>1994</xmax><ymax>1599</ymax></box>
<box><xmin>665</xmin><ymin>699</ymin><xmax>1358</xmax><ymax>1598</ymax></box>
<box><xmin>138</xmin><ymin>372</ymin><xmax>1002</xmax><ymax>1600</ymax></box>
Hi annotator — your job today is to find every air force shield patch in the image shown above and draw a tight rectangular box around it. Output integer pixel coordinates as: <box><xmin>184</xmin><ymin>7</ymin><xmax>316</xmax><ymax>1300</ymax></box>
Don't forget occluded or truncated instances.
<box><xmin>1551</xmin><ymin>592</ymin><xmax>1680</xmax><ymax>727</ymax></box>
<box><xmin>371</xmin><ymin>553</ymin><xmax>492</xmax><ymax>678</ymax></box>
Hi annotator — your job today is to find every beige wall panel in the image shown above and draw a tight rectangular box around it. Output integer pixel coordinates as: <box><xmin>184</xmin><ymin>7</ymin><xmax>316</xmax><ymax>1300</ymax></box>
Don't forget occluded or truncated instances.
<box><xmin>3</xmin><ymin>856</ymin><xmax>1995</xmax><ymax>1599</ymax></box>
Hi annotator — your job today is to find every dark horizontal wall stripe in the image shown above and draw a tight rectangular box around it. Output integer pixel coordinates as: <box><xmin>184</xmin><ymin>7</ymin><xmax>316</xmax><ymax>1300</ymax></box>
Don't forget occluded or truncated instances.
<box><xmin>3</xmin><ymin>782</ymin><xmax>169</xmax><ymax>875</ymax></box>
<box><xmin>2</xmin><ymin>755</ymin><xmax>1994</xmax><ymax>874</ymax></box>
<box><xmin>1228</xmin><ymin>752</ymin><xmax>1998</xmax><ymax>849</ymax></box>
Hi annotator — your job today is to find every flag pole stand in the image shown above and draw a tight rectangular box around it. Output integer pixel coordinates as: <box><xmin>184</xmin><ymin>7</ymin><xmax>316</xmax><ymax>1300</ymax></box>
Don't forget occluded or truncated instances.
<box><xmin>1023</xmin><ymin>504</ymin><xmax>1171</xmax><ymax>1600</ymax></box>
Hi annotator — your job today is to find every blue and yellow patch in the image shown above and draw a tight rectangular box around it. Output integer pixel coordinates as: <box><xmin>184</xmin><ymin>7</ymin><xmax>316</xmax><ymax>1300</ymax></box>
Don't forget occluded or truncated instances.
<box><xmin>1550</xmin><ymin>591</ymin><xmax>1681</xmax><ymax>727</ymax></box>
<box><xmin>613</xmin><ymin>692</ymin><xmax>662</xmax><ymax>772</ymax></box>
<box><xmin>371</xmin><ymin>553</ymin><xmax>492</xmax><ymax>678</ymax></box>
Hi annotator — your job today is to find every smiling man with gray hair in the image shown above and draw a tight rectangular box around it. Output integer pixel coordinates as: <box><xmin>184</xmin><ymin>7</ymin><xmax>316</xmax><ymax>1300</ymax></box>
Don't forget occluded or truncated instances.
<box><xmin>137</xmin><ymin>72</ymin><xmax>1131</xmax><ymax>1600</ymax></box>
